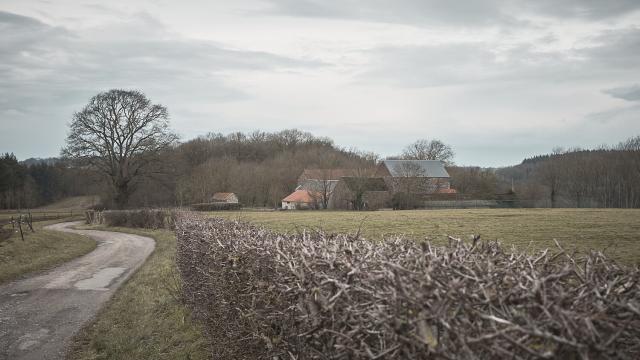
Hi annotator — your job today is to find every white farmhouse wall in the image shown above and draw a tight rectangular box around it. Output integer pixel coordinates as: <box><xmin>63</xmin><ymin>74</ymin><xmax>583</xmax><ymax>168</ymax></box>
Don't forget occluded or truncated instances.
<box><xmin>282</xmin><ymin>201</ymin><xmax>296</xmax><ymax>210</ymax></box>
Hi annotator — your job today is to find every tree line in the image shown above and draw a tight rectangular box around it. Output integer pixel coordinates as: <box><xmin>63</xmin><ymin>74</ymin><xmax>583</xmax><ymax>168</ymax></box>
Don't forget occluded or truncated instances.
<box><xmin>162</xmin><ymin>130</ymin><xmax>377</xmax><ymax>208</ymax></box>
<box><xmin>3</xmin><ymin>89</ymin><xmax>639</xmax><ymax>210</ymax></box>
<box><xmin>1</xmin><ymin>130</ymin><xmax>376</xmax><ymax>210</ymax></box>
<box><xmin>0</xmin><ymin>154</ymin><xmax>100</xmax><ymax>209</ymax></box>
<box><xmin>498</xmin><ymin>138</ymin><xmax>640</xmax><ymax>208</ymax></box>
<box><xmin>5</xmin><ymin>134</ymin><xmax>640</xmax><ymax>210</ymax></box>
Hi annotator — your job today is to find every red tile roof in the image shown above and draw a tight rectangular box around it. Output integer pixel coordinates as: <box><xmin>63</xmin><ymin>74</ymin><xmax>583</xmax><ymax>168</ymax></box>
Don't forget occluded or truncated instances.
<box><xmin>282</xmin><ymin>190</ymin><xmax>319</xmax><ymax>203</ymax></box>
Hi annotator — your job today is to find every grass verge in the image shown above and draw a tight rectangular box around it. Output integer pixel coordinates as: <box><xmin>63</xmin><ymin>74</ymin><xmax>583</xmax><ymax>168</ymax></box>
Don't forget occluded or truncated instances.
<box><xmin>0</xmin><ymin>219</ymin><xmax>96</xmax><ymax>284</ymax></box>
<box><xmin>67</xmin><ymin>226</ymin><xmax>209</xmax><ymax>360</ymax></box>
<box><xmin>209</xmin><ymin>208</ymin><xmax>640</xmax><ymax>264</ymax></box>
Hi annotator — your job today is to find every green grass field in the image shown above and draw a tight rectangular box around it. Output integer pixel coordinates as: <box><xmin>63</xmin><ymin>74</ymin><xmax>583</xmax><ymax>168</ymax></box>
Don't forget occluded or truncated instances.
<box><xmin>68</xmin><ymin>227</ymin><xmax>208</xmax><ymax>360</ymax></box>
<box><xmin>63</xmin><ymin>208</ymin><xmax>639</xmax><ymax>358</ymax></box>
<box><xmin>0</xmin><ymin>196</ymin><xmax>98</xmax><ymax>224</ymax></box>
<box><xmin>0</xmin><ymin>220</ymin><xmax>96</xmax><ymax>284</ymax></box>
<box><xmin>209</xmin><ymin>208</ymin><xmax>640</xmax><ymax>264</ymax></box>
<box><xmin>37</xmin><ymin>195</ymin><xmax>100</xmax><ymax>211</ymax></box>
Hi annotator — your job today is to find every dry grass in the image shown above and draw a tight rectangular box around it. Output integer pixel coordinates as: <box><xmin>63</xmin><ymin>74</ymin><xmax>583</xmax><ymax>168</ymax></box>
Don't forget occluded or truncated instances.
<box><xmin>68</xmin><ymin>226</ymin><xmax>208</xmax><ymax>360</ymax></box>
<box><xmin>0</xmin><ymin>196</ymin><xmax>98</xmax><ymax>223</ymax></box>
<box><xmin>37</xmin><ymin>195</ymin><xmax>100</xmax><ymax>211</ymax></box>
<box><xmin>0</xmin><ymin>220</ymin><xmax>96</xmax><ymax>284</ymax></box>
<box><xmin>209</xmin><ymin>208</ymin><xmax>640</xmax><ymax>264</ymax></box>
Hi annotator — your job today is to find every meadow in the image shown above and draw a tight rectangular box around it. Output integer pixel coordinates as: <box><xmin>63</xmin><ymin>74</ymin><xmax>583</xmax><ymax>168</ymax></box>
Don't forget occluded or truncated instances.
<box><xmin>0</xmin><ymin>196</ymin><xmax>98</xmax><ymax>284</ymax></box>
<box><xmin>0</xmin><ymin>219</ymin><xmax>96</xmax><ymax>284</ymax></box>
<box><xmin>40</xmin><ymin>207</ymin><xmax>640</xmax><ymax>358</ymax></box>
<box><xmin>209</xmin><ymin>208</ymin><xmax>640</xmax><ymax>264</ymax></box>
<box><xmin>0</xmin><ymin>196</ymin><xmax>98</xmax><ymax>224</ymax></box>
<box><xmin>68</xmin><ymin>226</ymin><xmax>208</xmax><ymax>360</ymax></box>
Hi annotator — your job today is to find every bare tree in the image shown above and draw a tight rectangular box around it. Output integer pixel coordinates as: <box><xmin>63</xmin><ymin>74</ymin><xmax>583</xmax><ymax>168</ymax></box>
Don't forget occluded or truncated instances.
<box><xmin>330</xmin><ymin>167</ymin><xmax>377</xmax><ymax>210</ymax></box>
<box><xmin>310</xmin><ymin>169</ymin><xmax>341</xmax><ymax>209</ymax></box>
<box><xmin>62</xmin><ymin>89</ymin><xmax>178</xmax><ymax>208</ymax></box>
<box><xmin>618</xmin><ymin>135</ymin><xmax>640</xmax><ymax>151</ymax></box>
<box><xmin>537</xmin><ymin>155</ymin><xmax>562</xmax><ymax>208</ymax></box>
<box><xmin>401</xmin><ymin>139</ymin><xmax>455</xmax><ymax>165</ymax></box>
<box><xmin>391</xmin><ymin>162</ymin><xmax>426</xmax><ymax>209</ymax></box>
<box><xmin>448</xmin><ymin>166</ymin><xmax>498</xmax><ymax>198</ymax></box>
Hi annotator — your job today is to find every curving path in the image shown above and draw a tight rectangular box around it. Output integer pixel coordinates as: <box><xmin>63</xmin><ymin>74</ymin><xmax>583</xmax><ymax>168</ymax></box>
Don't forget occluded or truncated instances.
<box><xmin>0</xmin><ymin>222</ymin><xmax>155</xmax><ymax>360</ymax></box>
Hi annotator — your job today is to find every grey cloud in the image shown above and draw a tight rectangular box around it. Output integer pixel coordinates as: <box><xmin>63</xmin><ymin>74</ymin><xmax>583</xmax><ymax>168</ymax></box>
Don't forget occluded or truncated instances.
<box><xmin>354</xmin><ymin>29</ymin><xmax>640</xmax><ymax>160</ymax></box>
<box><xmin>524</xmin><ymin>0</ymin><xmax>640</xmax><ymax>20</ymax></box>
<box><xmin>0</xmin><ymin>10</ymin><xmax>322</xmax><ymax>158</ymax></box>
<box><xmin>585</xmin><ymin>104</ymin><xmax>640</xmax><ymax>124</ymax></box>
<box><xmin>358</xmin><ymin>26</ymin><xmax>640</xmax><ymax>89</ymax></box>
<box><xmin>0</xmin><ymin>10</ymin><xmax>322</xmax><ymax>94</ymax></box>
<box><xmin>358</xmin><ymin>43</ymin><xmax>579</xmax><ymax>88</ymax></box>
<box><xmin>603</xmin><ymin>85</ymin><xmax>640</xmax><ymax>101</ymax></box>
<box><xmin>262</xmin><ymin>0</ymin><xmax>515</xmax><ymax>27</ymax></box>
<box><xmin>262</xmin><ymin>0</ymin><xmax>640</xmax><ymax>27</ymax></box>
<box><xmin>81</xmin><ymin>3</ymin><xmax>128</xmax><ymax>17</ymax></box>
<box><xmin>359</xmin><ymin>44</ymin><xmax>501</xmax><ymax>87</ymax></box>
<box><xmin>580</xmin><ymin>28</ymin><xmax>640</xmax><ymax>69</ymax></box>
<box><xmin>0</xmin><ymin>10</ymin><xmax>45</xmax><ymax>26</ymax></box>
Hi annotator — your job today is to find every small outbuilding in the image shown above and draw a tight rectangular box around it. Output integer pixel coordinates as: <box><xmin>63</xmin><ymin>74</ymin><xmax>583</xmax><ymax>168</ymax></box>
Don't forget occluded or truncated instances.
<box><xmin>211</xmin><ymin>192</ymin><xmax>239</xmax><ymax>204</ymax></box>
<box><xmin>281</xmin><ymin>190</ymin><xmax>319</xmax><ymax>210</ymax></box>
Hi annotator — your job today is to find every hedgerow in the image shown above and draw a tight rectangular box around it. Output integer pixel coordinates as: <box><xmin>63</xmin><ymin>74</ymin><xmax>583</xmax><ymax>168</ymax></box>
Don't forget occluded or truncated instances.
<box><xmin>190</xmin><ymin>202</ymin><xmax>242</xmax><ymax>211</ymax></box>
<box><xmin>85</xmin><ymin>209</ymin><xmax>177</xmax><ymax>229</ymax></box>
<box><xmin>176</xmin><ymin>214</ymin><xmax>640</xmax><ymax>359</ymax></box>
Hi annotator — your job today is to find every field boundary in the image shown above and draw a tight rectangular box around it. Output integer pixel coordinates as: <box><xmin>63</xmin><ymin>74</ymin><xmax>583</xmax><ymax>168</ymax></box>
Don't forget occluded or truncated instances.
<box><xmin>176</xmin><ymin>214</ymin><xmax>640</xmax><ymax>359</ymax></box>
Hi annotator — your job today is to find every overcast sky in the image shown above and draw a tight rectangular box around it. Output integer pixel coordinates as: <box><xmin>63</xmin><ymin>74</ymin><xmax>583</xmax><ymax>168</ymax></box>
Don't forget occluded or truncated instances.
<box><xmin>1</xmin><ymin>0</ymin><xmax>639</xmax><ymax>166</ymax></box>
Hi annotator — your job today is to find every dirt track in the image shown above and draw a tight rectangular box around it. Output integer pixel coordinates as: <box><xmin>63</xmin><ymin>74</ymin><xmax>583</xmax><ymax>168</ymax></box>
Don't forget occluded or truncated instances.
<box><xmin>0</xmin><ymin>222</ymin><xmax>155</xmax><ymax>360</ymax></box>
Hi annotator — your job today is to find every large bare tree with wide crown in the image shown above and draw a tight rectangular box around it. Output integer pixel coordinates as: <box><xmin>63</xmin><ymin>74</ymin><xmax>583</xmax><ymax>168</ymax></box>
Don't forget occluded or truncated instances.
<box><xmin>63</xmin><ymin>89</ymin><xmax>178</xmax><ymax>208</ymax></box>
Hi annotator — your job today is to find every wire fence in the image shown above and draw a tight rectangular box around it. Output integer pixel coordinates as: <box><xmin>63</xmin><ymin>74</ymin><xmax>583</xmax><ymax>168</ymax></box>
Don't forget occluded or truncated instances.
<box><xmin>0</xmin><ymin>210</ymin><xmax>80</xmax><ymax>226</ymax></box>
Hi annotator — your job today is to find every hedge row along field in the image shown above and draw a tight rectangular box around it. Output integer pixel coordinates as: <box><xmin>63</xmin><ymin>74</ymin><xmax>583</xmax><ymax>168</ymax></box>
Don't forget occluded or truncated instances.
<box><xmin>190</xmin><ymin>202</ymin><xmax>242</xmax><ymax>211</ymax></box>
<box><xmin>85</xmin><ymin>209</ymin><xmax>177</xmax><ymax>229</ymax></box>
<box><xmin>175</xmin><ymin>214</ymin><xmax>640</xmax><ymax>359</ymax></box>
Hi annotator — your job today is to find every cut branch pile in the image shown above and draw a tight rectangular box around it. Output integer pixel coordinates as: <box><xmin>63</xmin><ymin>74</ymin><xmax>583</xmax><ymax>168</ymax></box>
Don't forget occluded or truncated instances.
<box><xmin>176</xmin><ymin>214</ymin><xmax>640</xmax><ymax>359</ymax></box>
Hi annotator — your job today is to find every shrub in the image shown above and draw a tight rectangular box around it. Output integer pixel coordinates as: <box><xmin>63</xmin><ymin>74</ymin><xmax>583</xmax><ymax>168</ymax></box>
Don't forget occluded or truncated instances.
<box><xmin>190</xmin><ymin>202</ymin><xmax>242</xmax><ymax>211</ymax></box>
<box><xmin>391</xmin><ymin>192</ymin><xmax>421</xmax><ymax>209</ymax></box>
<box><xmin>85</xmin><ymin>209</ymin><xmax>177</xmax><ymax>229</ymax></box>
<box><xmin>175</xmin><ymin>214</ymin><xmax>640</xmax><ymax>359</ymax></box>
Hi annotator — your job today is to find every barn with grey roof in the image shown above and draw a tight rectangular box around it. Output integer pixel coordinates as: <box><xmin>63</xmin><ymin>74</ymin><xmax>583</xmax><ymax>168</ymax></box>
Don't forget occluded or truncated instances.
<box><xmin>376</xmin><ymin>160</ymin><xmax>450</xmax><ymax>178</ymax></box>
<box><xmin>375</xmin><ymin>159</ymin><xmax>454</xmax><ymax>195</ymax></box>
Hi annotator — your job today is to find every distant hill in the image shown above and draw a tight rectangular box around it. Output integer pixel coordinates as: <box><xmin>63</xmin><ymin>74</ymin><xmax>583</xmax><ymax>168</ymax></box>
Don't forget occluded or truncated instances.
<box><xmin>496</xmin><ymin>148</ymin><xmax>640</xmax><ymax>208</ymax></box>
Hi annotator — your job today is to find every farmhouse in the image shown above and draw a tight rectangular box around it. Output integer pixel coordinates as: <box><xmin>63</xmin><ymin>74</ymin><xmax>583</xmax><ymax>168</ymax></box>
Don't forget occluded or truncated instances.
<box><xmin>281</xmin><ymin>190</ymin><xmax>320</xmax><ymax>210</ymax></box>
<box><xmin>211</xmin><ymin>192</ymin><xmax>239</xmax><ymax>203</ymax></box>
<box><xmin>375</xmin><ymin>160</ymin><xmax>453</xmax><ymax>194</ymax></box>
<box><xmin>297</xmin><ymin>179</ymin><xmax>339</xmax><ymax>193</ymax></box>
<box><xmin>332</xmin><ymin>177</ymin><xmax>390</xmax><ymax>210</ymax></box>
<box><xmin>296</xmin><ymin>179</ymin><xmax>339</xmax><ymax>208</ymax></box>
<box><xmin>289</xmin><ymin>162</ymin><xmax>456</xmax><ymax>210</ymax></box>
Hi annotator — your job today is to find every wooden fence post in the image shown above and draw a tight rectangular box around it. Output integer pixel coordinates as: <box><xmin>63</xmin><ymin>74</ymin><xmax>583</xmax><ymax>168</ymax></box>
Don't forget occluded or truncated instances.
<box><xmin>27</xmin><ymin>212</ymin><xmax>34</xmax><ymax>232</ymax></box>
<box><xmin>18</xmin><ymin>215</ymin><xmax>24</xmax><ymax>241</ymax></box>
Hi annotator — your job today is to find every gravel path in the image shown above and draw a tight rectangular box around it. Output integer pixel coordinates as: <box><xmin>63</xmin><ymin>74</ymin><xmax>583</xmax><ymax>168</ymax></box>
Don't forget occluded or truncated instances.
<box><xmin>0</xmin><ymin>222</ymin><xmax>155</xmax><ymax>360</ymax></box>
